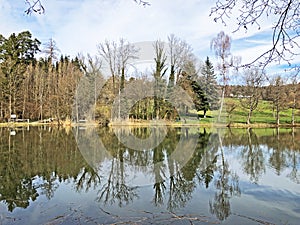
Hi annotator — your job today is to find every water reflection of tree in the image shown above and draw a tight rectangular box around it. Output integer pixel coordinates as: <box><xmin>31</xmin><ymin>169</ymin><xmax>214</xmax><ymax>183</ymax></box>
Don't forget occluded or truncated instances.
<box><xmin>287</xmin><ymin>152</ymin><xmax>300</xmax><ymax>184</ymax></box>
<box><xmin>152</xmin><ymin>143</ymin><xmax>167</xmax><ymax>206</ymax></box>
<box><xmin>39</xmin><ymin>173</ymin><xmax>59</xmax><ymax>199</ymax></box>
<box><xmin>152</xmin><ymin>127</ymin><xmax>195</xmax><ymax>208</ymax></box>
<box><xmin>75</xmin><ymin>165</ymin><xmax>101</xmax><ymax>193</ymax></box>
<box><xmin>287</xmin><ymin>128</ymin><xmax>300</xmax><ymax>183</ymax></box>
<box><xmin>96</xmin><ymin>156</ymin><xmax>139</xmax><ymax>207</ymax></box>
<box><xmin>209</xmin><ymin>130</ymin><xmax>241</xmax><ymax>221</ymax></box>
<box><xmin>163</xmin><ymin>128</ymin><xmax>220</xmax><ymax>211</ymax></box>
<box><xmin>166</xmin><ymin>129</ymin><xmax>212</xmax><ymax>211</ymax></box>
<box><xmin>0</xmin><ymin>130</ymin><xmax>38</xmax><ymax>211</ymax></box>
<box><xmin>96</xmin><ymin>128</ymin><xmax>139</xmax><ymax>207</ymax></box>
<box><xmin>1</xmin><ymin>125</ymin><xmax>299</xmax><ymax>214</ymax></box>
<box><xmin>99</xmin><ymin>127</ymin><xmax>215</xmax><ymax>209</ymax></box>
<box><xmin>0</xmin><ymin>168</ymin><xmax>38</xmax><ymax>212</ymax></box>
<box><xmin>223</xmin><ymin>128</ymin><xmax>300</xmax><ymax>184</ymax></box>
<box><xmin>195</xmin><ymin>131</ymin><xmax>219</xmax><ymax>188</ymax></box>
<box><xmin>0</xmin><ymin>127</ymin><xmax>86</xmax><ymax>212</ymax></box>
<box><xmin>241</xmin><ymin>128</ymin><xmax>265</xmax><ymax>183</ymax></box>
<box><xmin>267</xmin><ymin>128</ymin><xmax>289</xmax><ymax>175</ymax></box>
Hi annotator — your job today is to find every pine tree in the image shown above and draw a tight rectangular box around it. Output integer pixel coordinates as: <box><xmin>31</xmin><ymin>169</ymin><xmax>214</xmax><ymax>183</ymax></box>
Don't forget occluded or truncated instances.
<box><xmin>0</xmin><ymin>31</ymin><xmax>40</xmax><ymax>119</ymax></box>
<box><xmin>178</xmin><ymin>70</ymin><xmax>209</xmax><ymax>117</ymax></box>
<box><xmin>191</xmin><ymin>80</ymin><xmax>209</xmax><ymax>117</ymax></box>
<box><xmin>200</xmin><ymin>57</ymin><xmax>219</xmax><ymax>117</ymax></box>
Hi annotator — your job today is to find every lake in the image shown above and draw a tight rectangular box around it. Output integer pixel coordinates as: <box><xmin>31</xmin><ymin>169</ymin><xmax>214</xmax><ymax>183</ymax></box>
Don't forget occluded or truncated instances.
<box><xmin>0</xmin><ymin>126</ymin><xmax>299</xmax><ymax>224</ymax></box>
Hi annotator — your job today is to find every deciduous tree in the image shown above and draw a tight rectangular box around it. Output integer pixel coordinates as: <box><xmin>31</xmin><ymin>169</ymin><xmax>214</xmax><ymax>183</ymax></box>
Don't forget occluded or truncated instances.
<box><xmin>268</xmin><ymin>76</ymin><xmax>288</xmax><ymax>125</ymax></box>
<box><xmin>211</xmin><ymin>31</ymin><xmax>232</xmax><ymax>121</ymax></box>
<box><xmin>153</xmin><ymin>40</ymin><xmax>168</xmax><ymax>119</ymax></box>
<box><xmin>210</xmin><ymin>0</ymin><xmax>300</xmax><ymax>68</ymax></box>
<box><xmin>239</xmin><ymin>67</ymin><xmax>264</xmax><ymax>124</ymax></box>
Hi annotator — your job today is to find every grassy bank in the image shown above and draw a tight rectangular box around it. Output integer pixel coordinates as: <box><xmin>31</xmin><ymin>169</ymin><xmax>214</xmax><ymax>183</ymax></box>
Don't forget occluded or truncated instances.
<box><xmin>1</xmin><ymin>98</ymin><xmax>300</xmax><ymax>128</ymax></box>
<box><xmin>223</xmin><ymin>98</ymin><xmax>300</xmax><ymax>125</ymax></box>
<box><xmin>178</xmin><ymin>98</ymin><xmax>300</xmax><ymax>127</ymax></box>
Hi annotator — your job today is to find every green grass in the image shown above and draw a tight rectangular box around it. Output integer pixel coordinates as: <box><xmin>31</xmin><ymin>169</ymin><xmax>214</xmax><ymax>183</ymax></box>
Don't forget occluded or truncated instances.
<box><xmin>217</xmin><ymin>98</ymin><xmax>300</xmax><ymax>125</ymax></box>
<box><xmin>2</xmin><ymin>98</ymin><xmax>299</xmax><ymax>128</ymax></box>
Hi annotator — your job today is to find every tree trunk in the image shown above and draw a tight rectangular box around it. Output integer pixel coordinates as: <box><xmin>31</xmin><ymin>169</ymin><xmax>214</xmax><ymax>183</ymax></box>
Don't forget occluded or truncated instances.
<box><xmin>276</xmin><ymin>105</ymin><xmax>280</xmax><ymax>125</ymax></box>
<box><xmin>247</xmin><ymin>108</ymin><xmax>252</xmax><ymax>125</ymax></box>
<box><xmin>9</xmin><ymin>94</ymin><xmax>12</xmax><ymax>119</ymax></box>
<box><xmin>292</xmin><ymin>97</ymin><xmax>296</xmax><ymax>126</ymax></box>
<box><xmin>218</xmin><ymin>86</ymin><xmax>225</xmax><ymax>122</ymax></box>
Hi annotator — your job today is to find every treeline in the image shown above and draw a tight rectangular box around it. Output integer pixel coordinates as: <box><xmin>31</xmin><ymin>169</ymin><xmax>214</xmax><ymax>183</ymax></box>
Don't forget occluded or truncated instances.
<box><xmin>0</xmin><ymin>31</ymin><xmax>83</xmax><ymax>122</ymax></box>
<box><xmin>227</xmin><ymin>73</ymin><xmax>300</xmax><ymax>125</ymax></box>
<box><xmin>1</xmin><ymin>31</ymin><xmax>298</xmax><ymax>124</ymax></box>
<box><xmin>0</xmin><ymin>31</ymin><xmax>220</xmax><ymax>123</ymax></box>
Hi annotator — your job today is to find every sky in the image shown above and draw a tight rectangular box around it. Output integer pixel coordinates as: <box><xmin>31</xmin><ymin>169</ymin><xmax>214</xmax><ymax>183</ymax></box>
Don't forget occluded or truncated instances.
<box><xmin>0</xmin><ymin>0</ymin><xmax>298</xmax><ymax>82</ymax></box>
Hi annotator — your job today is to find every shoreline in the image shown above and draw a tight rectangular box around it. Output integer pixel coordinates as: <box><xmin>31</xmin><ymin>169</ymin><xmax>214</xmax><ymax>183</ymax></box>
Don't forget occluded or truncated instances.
<box><xmin>1</xmin><ymin>120</ymin><xmax>300</xmax><ymax>128</ymax></box>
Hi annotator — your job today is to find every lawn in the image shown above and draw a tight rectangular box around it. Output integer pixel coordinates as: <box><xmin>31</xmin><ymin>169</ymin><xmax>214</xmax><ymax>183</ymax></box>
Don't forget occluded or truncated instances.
<box><xmin>184</xmin><ymin>98</ymin><xmax>300</xmax><ymax>126</ymax></box>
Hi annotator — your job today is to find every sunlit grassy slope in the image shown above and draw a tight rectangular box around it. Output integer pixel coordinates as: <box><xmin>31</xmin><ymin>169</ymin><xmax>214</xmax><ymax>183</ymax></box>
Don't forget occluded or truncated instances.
<box><xmin>181</xmin><ymin>98</ymin><xmax>300</xmax><ymax>126</ymax></box>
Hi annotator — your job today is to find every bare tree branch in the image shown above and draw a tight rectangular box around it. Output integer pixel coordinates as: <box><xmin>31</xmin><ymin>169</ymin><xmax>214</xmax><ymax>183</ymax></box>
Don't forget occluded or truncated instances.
<box><xmin>210</xmin><ymin>0</ymin><xmax>300</xmax><ymax>68</ymax></box>
<box><xmin>133</xmin><ymin>0</ymin><xmax>151</xmax><ymax>6</ymax></box>
<box><xmin>24</xmin><ymin>0</ymin><xmax>150</xmax><ymax>14</ymax></box>
<box><xmin>25</xmin><ymin>0</ymin><xmax>44</xmax><ymax>14</ymax></box>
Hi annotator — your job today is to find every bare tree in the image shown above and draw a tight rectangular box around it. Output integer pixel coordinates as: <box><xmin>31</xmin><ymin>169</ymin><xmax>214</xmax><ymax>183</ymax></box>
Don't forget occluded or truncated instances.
<box><xmin>117</xmin><ymin>38</ymin><xmax>139</xmax><ymax>90</ymax></box>
<box><xmin>76</xmin><ymin>54</ymin><xmax>103</xmax><ymax>121</ymax></box>
<box><xmin>168</xmin><ymin>34</ymin><xmax>180</xmax><ymax>90</ymax></box>
<box><xmin>210</xmin><ymin>0</ymin><xmax>300</xmax><ymax>68</ymax></box>
<box><xmin>268</xmin><ymin>76</ymin><xmax>288</xmax><ymax>125</ymax></box>
<box><xmin>43</xmin><ymin>38</ymin><xmax>60</xmax><ymax>63</ymax></box>
<box><xmin>239</xmin><ymin>67</ymin><xmax>264</xmax><ymax>124</ymax></box>
<box><xmin>211</xmin><ymin>31</ymin><xmax>232</xmax><ymax>121</ymax></box>
<box><xmin>98</xmin><ymin>40</ymin><xmax>118</xmax><ymax>93</ymax></box>
<box><xmin>153</xmin><ymin>40</ymin><xmax>168</xmax><ymax>119</ymax></box>
<box><xmin>168</xmin><ymin>34</ymin><xmax>194</xmax><ymax>86</ymax></box>
<box><xmin>133</xmin><ymin>0</ymin><xmax>150</xmax><ymax>6</ymax></box>
<box><xmin>98</xmin><ymin>39</ymin><xmax>138</xmax><ymax>120</ymax></box>
<box><xmin>287</xmin><ymin>74</ymin><xmax>300</xmax><ymax>126</ymax></box>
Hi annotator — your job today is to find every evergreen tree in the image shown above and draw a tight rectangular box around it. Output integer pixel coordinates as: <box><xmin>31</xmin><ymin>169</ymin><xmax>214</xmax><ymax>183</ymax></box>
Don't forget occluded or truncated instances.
<box><xmin>0</xmin><ymin>31</ymin><xmax>40</xmax><ymax>119</ymax></box>
<box><xmin>178</xmin><ymin>69</ymin><xmax>209</xmax><ymax>117</ymax></box>
<box><xmin>191</xmin><ymin>80</ymin><xmax>209</xmax><ymax>117</ymax></box>
<box><xmin>200</xmin><ymin>57</ymin><xmax>219</xmax><ymax>117</ymax></box>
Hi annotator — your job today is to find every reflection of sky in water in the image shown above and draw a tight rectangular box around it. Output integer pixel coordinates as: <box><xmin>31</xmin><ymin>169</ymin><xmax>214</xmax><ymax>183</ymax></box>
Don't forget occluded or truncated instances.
<box><xmin>226</xmin><ymin>145</ymin><xmax>300</xmax><ymax>191</ymax></box>
<box><xmin>223</xmin><ymin>144</ymin><xmax>300</xmax><ymax>225</ymax></box>
<box><xmin>1</xmin><ymin>127</ymin><xmax>300</xmax><ymax>225</ymax></box>
<box><xmin>6</xmin><ymin>171</ymin><xmax>299</xmax><ymax>225</ymax></box>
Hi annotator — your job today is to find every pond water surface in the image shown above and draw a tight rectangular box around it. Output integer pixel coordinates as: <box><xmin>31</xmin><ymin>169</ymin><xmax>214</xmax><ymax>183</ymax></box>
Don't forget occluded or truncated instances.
<box><xmin>0</xmin><ymin>126</ymin><xmax>299</xmax><ymax>225</ymax></box>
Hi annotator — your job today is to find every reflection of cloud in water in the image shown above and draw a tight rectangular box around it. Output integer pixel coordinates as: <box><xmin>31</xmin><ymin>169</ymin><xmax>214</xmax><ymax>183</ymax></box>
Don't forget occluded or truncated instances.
<box><xmin>244</xmin><ymin>186</ymin><xmax>300</xmax><ymax>202</ymax></box>
<box><xmin>243</xmin><ymin>185</ymin><xmax>300</xmax><ymax>216</ymax></box>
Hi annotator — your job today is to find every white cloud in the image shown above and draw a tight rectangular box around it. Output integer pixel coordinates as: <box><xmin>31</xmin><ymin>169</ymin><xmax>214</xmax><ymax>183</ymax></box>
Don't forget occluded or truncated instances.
<box><xmin>0</xmin><ymin>0</ymin><xmax>297</xmax><ymax>76</ymax></box>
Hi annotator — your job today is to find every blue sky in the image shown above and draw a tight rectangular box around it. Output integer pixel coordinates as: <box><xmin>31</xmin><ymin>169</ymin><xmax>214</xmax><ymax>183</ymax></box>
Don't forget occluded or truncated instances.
<box><xmin>0</xmin><ymin>0</ymin><xmax>298</xmax><ymax>81</ymax></box>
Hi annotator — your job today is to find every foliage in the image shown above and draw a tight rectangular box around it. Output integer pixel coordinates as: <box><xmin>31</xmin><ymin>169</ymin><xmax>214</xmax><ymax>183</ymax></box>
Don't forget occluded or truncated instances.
<box><xmin>0</xmin><ymin>31</ymin><xmax>40</xmax><ymax>117</ymax></box>
<box><xmin>0</xmin><ymin>31</ymin><xmax>83</xmax><ymax>121</ymax></box>
<box><xmin>0</xmin><ymin>31</ymin><xmax>298</xmax><ymax>125</ymax></box>
<box><xmin>200</xmin><ymin>57</ymin><xmax>220</xmax><ymax>113</ymax></box>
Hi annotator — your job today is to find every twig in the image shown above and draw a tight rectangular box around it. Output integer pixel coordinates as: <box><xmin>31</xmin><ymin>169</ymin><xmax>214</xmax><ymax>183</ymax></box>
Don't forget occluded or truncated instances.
<box><xmin>233</xmin><ymin>213</ymin><xmax>276</xmax><ymax>225</ymax></box>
